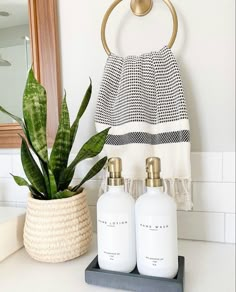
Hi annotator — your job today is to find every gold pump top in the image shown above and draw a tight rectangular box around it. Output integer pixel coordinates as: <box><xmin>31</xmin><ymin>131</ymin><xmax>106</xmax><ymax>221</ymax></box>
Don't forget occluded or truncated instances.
<box><xmin>145</xmin><ymin>157</ymin><xmax>163</xmax><ymax>187</ymax></box>
<box><xmin>107</xmin><ymin>157</ymin><xmax>124</xmax><ymax>186</ymax></box>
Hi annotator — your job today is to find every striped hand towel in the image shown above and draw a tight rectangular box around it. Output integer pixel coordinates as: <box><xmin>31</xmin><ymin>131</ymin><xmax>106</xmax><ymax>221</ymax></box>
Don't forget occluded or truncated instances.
<box><xmin>95</xmin><ymin>46</ymin><xmax>192</xmax><ymax>210</ymax></box>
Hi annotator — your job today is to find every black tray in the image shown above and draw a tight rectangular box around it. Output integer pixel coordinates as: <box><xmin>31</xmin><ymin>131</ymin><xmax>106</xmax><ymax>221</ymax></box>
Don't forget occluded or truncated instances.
<box><xmin>85</xmin><ymin>256</ymin><xmax>185</xmax><ymax>292</ymax></box>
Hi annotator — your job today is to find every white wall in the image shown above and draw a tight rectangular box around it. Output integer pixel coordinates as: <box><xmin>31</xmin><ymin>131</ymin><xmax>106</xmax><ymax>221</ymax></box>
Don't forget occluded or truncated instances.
<box><xmin>58</xmin><ymin>0</ymin><xmax>235</xmax><ymax>152</ymax></box>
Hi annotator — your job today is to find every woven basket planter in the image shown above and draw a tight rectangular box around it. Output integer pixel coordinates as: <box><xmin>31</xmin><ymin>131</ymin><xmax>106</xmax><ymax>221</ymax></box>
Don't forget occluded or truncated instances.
<box><xmin>24</xmin><ymin>189</ymin><xmax>93</xmax><ymax>263</ymax></box>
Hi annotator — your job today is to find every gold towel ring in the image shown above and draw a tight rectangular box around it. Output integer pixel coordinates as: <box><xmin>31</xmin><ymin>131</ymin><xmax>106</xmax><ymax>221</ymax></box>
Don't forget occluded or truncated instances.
<box><xmin>101</xmin><ymin>0</ymin><xmax>178</xmax><ymax>55</ymax></box>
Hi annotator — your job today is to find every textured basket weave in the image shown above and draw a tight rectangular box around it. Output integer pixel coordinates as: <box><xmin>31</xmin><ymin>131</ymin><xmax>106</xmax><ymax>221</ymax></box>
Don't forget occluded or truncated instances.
<box><xmin>24</xmin><ymin>189</ymin><xmax>93</xmax><ymax>263</ymax></box>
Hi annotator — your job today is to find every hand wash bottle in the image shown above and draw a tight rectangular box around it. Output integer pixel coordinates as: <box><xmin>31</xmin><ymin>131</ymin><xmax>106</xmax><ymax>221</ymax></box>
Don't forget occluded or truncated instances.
<box><xmin>97</xmin><ymin>157</ymin><xmax>136</xmax><ymax>273</ymax></box>
<box><xmin>135</xmin><ymin>157</ymin><xmax>178</xmax><ymax>278</ymax></box>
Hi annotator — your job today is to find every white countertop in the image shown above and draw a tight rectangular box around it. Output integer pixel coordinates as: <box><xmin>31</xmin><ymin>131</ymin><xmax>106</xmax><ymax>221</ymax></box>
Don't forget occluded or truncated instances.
<box><xmin>0</xmin><ymin>234</ymin><xmax>235</xmax><ymax>292</ymax></box>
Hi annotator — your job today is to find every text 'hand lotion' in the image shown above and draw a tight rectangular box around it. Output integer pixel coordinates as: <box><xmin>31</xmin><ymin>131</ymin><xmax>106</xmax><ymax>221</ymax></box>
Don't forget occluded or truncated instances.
<box><xmin>97</xmin><ymin>157</ymin><xmax>136</xmax><ymax>273</ymax></box>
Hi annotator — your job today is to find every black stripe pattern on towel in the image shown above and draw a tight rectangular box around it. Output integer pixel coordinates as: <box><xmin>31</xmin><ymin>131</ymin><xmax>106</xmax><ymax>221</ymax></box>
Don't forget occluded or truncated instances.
<box><xmin>95</xmin><ymin>47</ymin><xmax>188</xmax><ymax>126</ymax></box>
<box><xmin>106</xmin><ymin>130</ymin><xmax>190</xmax><ymax>145</ymax></box>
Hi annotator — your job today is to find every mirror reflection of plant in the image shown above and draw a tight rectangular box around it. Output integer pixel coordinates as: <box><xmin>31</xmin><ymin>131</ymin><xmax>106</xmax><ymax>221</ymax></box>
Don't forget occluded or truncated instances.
<box><xmin>0</xmin><ymin>69</ymin><xmax>109</xmax><ymax>200</ymax></box>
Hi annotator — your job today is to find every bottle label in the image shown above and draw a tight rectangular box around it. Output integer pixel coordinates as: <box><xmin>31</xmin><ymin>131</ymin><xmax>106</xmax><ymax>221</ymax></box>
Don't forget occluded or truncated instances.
<box><xmin>137</xmin><ymin>215</ymin><xmax>177</xmax><ymax>268</ymax></box>
<box><xmin>97</xmin><ymin>214</ymin><xmax>130</xmax><ymax>262</ymax></box>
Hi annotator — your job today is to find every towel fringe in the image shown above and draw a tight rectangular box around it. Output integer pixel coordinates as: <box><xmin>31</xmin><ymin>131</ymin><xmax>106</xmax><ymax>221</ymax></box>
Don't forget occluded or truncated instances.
<box><xmin>98</xmin><ymin>169</ymin><xmax>192</xmax><ymax>211</ymax></box>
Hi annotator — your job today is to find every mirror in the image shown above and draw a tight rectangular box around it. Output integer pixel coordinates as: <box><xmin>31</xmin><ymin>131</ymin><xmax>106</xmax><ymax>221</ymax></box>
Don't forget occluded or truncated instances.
<box><xmin>0</xmin><ymin>0</ymin><xmax>61</xmax><ymax>148</ymax></box>
<box><xmin>0</xmin><ymin>0</ymin><xmax>31</xmax><ymax>124</ymax></box>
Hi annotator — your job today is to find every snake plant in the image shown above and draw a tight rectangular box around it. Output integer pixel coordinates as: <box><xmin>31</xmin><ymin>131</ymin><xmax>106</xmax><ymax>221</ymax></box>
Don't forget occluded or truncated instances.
<box><xmin>0</xmin><ymin>69</ymin><xmax>109</xmax><ymax>200</ymax></box>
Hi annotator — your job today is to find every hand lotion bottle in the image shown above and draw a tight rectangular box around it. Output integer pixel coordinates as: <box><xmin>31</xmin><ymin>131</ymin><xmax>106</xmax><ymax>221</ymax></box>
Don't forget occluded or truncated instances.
<box><xmin>135</xmin><ymin>157</ymin><xmax>178</xmax><ymax>278</ymax></box>
<box><xmin>97</xmin><ymin>157</ymin><xmax>136</xmax><ymax>273</ymax></box>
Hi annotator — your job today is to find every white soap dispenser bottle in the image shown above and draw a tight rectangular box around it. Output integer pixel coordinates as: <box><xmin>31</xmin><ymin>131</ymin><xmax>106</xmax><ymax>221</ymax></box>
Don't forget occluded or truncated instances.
<box><xmin>97</xmin><ymin>157</ymin><xmax>136</xmax><ymax>273</ymax></box>
<box><xmin>135</xmin><ymin>157</ymin><xmax>178</xmax><ymax>278</ymax></box>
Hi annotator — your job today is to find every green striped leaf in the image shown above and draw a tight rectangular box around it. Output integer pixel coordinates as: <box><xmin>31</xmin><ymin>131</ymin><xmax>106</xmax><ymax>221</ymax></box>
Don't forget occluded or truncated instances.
<box><xmin>39</xmin><ymin>160</ymin><xmax>51</xmax><ymax>196</ymax></box>
<box><xmin>58</xmin><ymin>168</ymin><xmax>76</xmax><ymax>191</ymax></box>
<box><xmin>68</xmin><ymin>127</ymin><xmax>110</xmax><ymax>170</ymax></box>
<box><xmin>20</xmin><ymin>135</ymin><xmax>47</xmax><ymax>196</ymax></box>
<box><xmin>0</xmin><ymin>103</ymin><xmax>50</xmax><ymax>196</ymax></box>
<box><xmin>48</xmin><ymin>169</ymin><xmax>57</xmax><ymax>198</ymax></box>
<box><xmin>72</xmin><ymin>156</ymin><xmax>107</xmax><ymax>192</ymax></box>
<box><xmin>52</xmin><ymin>189</ymin><xmax>77</xmax><ymax>200</ymax></box>
<box><xmin>11</xmin><ymin>174</ymin><xmax>29</xmax><ymax>187</ymax></box>
<box><xmin>28</xmin><ymin>187</ymin><xmax>45</xmax><ymax>200</ymax></box>
<box><xmin>0</xmin><ymin>105</ymin><xmax>48</xmax><ymax>178</ymax></box>
<box><xmin>0</xmin><ymin>106</ymin><xmax>49</xmax><ymax>174</ymax></box>
<box><xmin>11</xmin><ymin>174</ymin><xmax>45</xmax><ymax>200</ymax></box>
<box><xmin>49</xmin><ymin>96</ymin><xmax>71</xmax><ymax>182</ymax></box>
<box><xmin>70</xmin><ymin>79</ymin><xmax>92</xmax><ymax>146</ymax></box>
<box><xmin>0</xmin><ymin>106</ymin><xmax>28</xmax><ymax>138</ymax></box>
<box><xmin>23</xmin><ymin>68</ymin><xmax>48</xmax><ymax>163</ymax></box>
<box><xmin>58</xmin><ymin>127</ymin><xmax>110</xmax><ymax>190</ymax></box>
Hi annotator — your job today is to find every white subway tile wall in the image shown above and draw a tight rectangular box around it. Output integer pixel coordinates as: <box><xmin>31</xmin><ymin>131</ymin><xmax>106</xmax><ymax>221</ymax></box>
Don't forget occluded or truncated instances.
<box><xmin>11</xmin><ymin>155</ymin><xmax>26</xmax><ymax>179</ymax></box>
<box><xmin>0</xmin><ymin>151</ymin><xmax>235</xmax><ymax>244</ymax></box>
<box><xmin>193</xmin><ymin>182</ymin><xmax>235</xmax><ymax>213</ymax></box>
<box><xmin>191</xmin><ymin>152</ymin><xmax>223</xmax><ymax>182</ymax></box>
<box><xmin>177</xmin><ymin>211</ymin><xmax>225</xmax><ymax>242</ymax></box>
<box><xmin>225</xmin><ymin>214</ymin><xmax>236</xmax><ymax>244</ymax></box>
<box><xmin>223</xmin><ymin>152</ymin><xmax>236</xmax><ymax>183</ymax></box>
<box><xmin>0</xmin><ymin>155</ymin><xmax>12</xmax><ymax>178</ymax></box>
